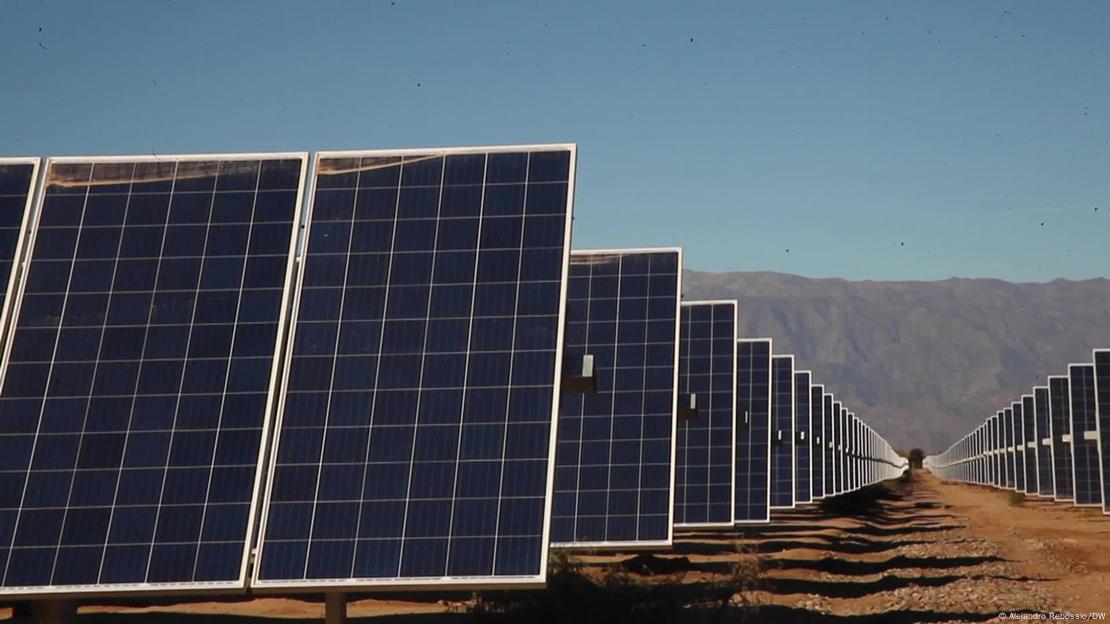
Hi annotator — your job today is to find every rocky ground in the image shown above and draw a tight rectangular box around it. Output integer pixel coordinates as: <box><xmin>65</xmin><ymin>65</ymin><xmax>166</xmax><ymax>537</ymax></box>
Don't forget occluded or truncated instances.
<box><xmin>4</xmin><ymin>470</ymin><xmax>1107</xmax><ymax>622</ymax></box>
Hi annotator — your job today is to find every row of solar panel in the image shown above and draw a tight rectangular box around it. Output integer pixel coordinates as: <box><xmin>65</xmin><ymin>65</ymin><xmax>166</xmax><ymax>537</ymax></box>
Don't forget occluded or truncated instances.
<box><xmin>925</xmin><ymin>350</ymin><xmax>1110</xmax><ymax>516</ymax></box>
<box><xmin>676</xmin><ymin>332</ymin><xmax>906</xmax><ymax>527</ymax></box>
<box><xmin>0</xmin><ymin>150</ymin><xmax>906</xmax><ymax>600</ymax></box>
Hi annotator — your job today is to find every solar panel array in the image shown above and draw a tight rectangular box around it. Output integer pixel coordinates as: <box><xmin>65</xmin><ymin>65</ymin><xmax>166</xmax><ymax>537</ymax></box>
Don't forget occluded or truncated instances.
<box><xmin>674</xmin><ymin>301</ymin><xmax>736</xmax><ymax>528</ymax></box>
<box><xmin>551</xmin><ymin>248</ymin><xmax>680</xmax><ymax>549</ymax></box>
<box><xmin>0</xmin><ymin>145</ymin><xmax>910</xmax><ymax>606</ymax></box>
<box><xmin>928</xmin><ymin>349</ymin><xmax>1109</xmax><ymax>515</ymax></box>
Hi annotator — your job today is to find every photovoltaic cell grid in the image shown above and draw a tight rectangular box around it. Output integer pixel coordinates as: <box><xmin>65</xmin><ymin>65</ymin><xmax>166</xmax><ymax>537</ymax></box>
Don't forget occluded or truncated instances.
<box><xmin>793</xmin><ymin>372</ymin><xmax>811</xmax><ymax>504</ymax></box>
<box><xmin>1068</xmin><ymin>364</ymin><xmax>1101</xmax><ymax>507</ymax></box>
<box><xmin>1021</xmin><ymin>395</ymin><xmax>1037</xmax><ymax>495</ymax></box>
<box><xmin>1011</xmin><ymin>403</ymin><xmax>1026</xmax><ymax>493</ymax></box>
<box><xmin>0</xmin><ymin>154</ymin><xmax>305</xmax><ymax>594</ymax></box>
<box><xmin>551</xmin><ymin>248</ymin><xmax>680</xmax><ymax>548</ymax></box>
<box><xmin>822</xmin><ymin>394</ymin><xmax>834</xmax><ymax>496</ymax></box>
<box><xmin>769</xmin><ymin>356</ymin><xmax>794</xmax><ymax>509</ymax></box>
<box><xmin>1002</xmin><ymin>408</ymin><xmax>1015</xmax><ymax>490</ymax></box>
<box><xmin>674</xmin><ymin>301</ymin><xmax>736</xmax><ymax>527</ymax></box>
<box><xmin>0</xmin><ymin>159</ymin><xmax>38</xmax><ymax>351</ymax></box>
<box><xmin>1034</xmin><ymin>387</ymin><xmax>1053</xmax><ymax>498</ymax></box>
<box><xmin>1094</xmin><ymin>350</ymin><xmax>1110</xmax><ymax>515</ymax></box>
<box><xmin>254</xmin><ymin>146</ymin><xmax>575</xmax><ymax>588</ymax></box>
<box><xmin>832</xmin><ymin>402</ymin><xmax>842</xmax><ymax>494</ymax></box>
<box><xmin>809</xmin><ymin>385</ymin><xmax>825</xmax><ymax>499</ymax></box>
<box><xmin>734</xmin><ymin>339</ymin><xmax>771</xmax><ymax>523</ymax></box>
<box><xmin>1048</xmin><ymin>377</ymin><xmax>1073</xmax><ymax>501</ymax></box>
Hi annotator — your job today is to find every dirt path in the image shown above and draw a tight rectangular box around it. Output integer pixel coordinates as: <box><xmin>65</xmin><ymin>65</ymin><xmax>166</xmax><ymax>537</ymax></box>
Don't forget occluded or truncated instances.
<box><xmin>2</xmin><ymin>471</ymin><xmax>1107</xmax><ymax>622</ymax></box>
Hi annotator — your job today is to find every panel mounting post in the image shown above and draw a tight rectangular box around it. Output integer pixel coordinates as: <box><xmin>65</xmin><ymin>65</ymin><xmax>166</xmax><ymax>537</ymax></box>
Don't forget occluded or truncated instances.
<box><xmin>325</xmin><ymin>592</ymin><xmax>347</xmax><ymax>624</ymax></box>
<box><xmin>30</xmin><ymin>600</ymin><xmax>77</xmax><ymax>624</ymax></box>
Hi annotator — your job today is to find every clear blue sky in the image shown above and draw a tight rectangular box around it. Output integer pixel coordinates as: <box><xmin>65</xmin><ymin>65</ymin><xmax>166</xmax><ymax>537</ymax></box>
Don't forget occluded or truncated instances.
<box><xmin>1</xmin><ymin>1</ymin><xmax>1107</xmax><ymax>281</ymax></box>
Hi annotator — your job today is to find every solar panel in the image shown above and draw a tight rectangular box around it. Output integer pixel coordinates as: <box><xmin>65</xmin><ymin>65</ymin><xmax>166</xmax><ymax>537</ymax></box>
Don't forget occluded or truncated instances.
<box><xmin>1021</xmin><ymin>395</ymin><xmax>1037</xmax><ymax>495</ymax></box>
<box><xmin>0</xmin><ymin>153</ymin><xmax>306</xmax><ymax>595</ymax></box>
<box><xmin>1048</xmin><ymin>377</ymin><xmax>1074</xmax><ymax>501</ymax></box>
<box><xmin>253</xmin><ymin>145</ymin><xmax>576</xmax><ymax>589</ymax></box>
<box><xmin>769</xmin><ymin>356</ymin><xmax>794</xmax><ymax>509</ymax></box>
<box><xmin>1094</xmin><ymin>350</ymin><xmax>1110</xmax><ymax>515</ymax></box>
<box><xmin>990</xmin><ymin>415</ymin><xmax>1000</xmax><ymax>487</ymax></box>
<box><xmin>734</xmin><ymin>339</ymin><xmax>771</xmax><ymax>524</ymax></box>
<box><xmin>1011</xmin><ymin>402</ymin><xmax>1029</xmax><ymax>493</ymax></box>
<box><xmin>1033</xmin><ymin>386</ymin><xmax>1054</xmax><ymax>498</ymax></box>
<box><xmin>1068</xmin><ymin>364</ymin><xmax>1101</xmax><ymax>507</ymax></box>
<box><xmin>0</xmin><ymin>158</ymin><xmax>39</xmax><ymax>353</ymax></box>
<box><xmin>822</xmin><ymin>393</ymin><xmax>834</xmax><ymax>496</ymax></box>
<box><xmin>850</xmin><ymin>414</ymin><xmax>859</xmax><ymax>491</ymax></box>
<box><xmin>1001</xmin><ymin>408</ymin><xmax>1015</xmax><ymax>489</ymax></box>
<box><xmin>674</xmin><ymin>300</ymin><xmax>737</xmax><ymax>527</ymax></box>
<box><xmin>809</xmin><ymin>384</ymin><xmax>825</xmax><ymax>499</ymax></box>
<box><xmin>793</xmin><ymin>371</ymin><xmax>811</xmax><ymax>505</ymax></box>
<box><xmin>551</xmin><ymin>248</ymin><xmax>680</xmax><ymax>548</ymax></box>
<box><xmin>834</xmin><ymin>403</ymin><xmax>844</xmax><ymax>495</ymax></box>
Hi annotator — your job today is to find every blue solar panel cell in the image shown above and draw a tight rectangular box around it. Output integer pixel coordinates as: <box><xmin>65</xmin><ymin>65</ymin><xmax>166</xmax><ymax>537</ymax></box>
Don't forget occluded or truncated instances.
<box><xmin>734</xmin><ymin>339</ymin><xmax>771</xmax><ymax>523</ymax></box>
<box><xmin>552</xmin><ymin>248</ymin><xmax>681</xmax><ymax>547</ymax></box>
<box><xmin>809</xmin><ymin>384</ymin><xmax>825</xmax><ymax>499</ymax></box>
<box><xmin>674</xmin><ymin>301</ymin><xmax>736</xmax><ymax>527</ymax></box>
<box><xmin>1068</xmin><ymin>364</ymin><xmax>1101</xmax><ymax>507</ymax></box>
<box><xmin>769</xmin><ymin>356</ymin><xmax>794</xmax><ymax>509</ymax></box>
<box><xmin>255</xmin><ymin>146</ymin><xmax>575</xmax><ymax>589</ymax></box>
<box><xmin>1048</xmin><ymin>377</ymin><xmax>1074</xmax><ymax>501</ymax></box>
<box><xmin>0</xmin><ymin>154</ymin><xmax>306</xmax><ymax>595</ymax></box>
<box><xmin>794</xmin><ymin>371</ymin><xmax>811</xmax><ymax>504</ymax></box>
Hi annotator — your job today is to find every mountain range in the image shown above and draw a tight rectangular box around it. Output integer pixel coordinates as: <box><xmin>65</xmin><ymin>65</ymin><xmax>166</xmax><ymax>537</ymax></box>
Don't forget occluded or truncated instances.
<box><xmin>682</xmin><ymin>270</ymin><xmax>1110</xmax><ymax>453</ymax></box>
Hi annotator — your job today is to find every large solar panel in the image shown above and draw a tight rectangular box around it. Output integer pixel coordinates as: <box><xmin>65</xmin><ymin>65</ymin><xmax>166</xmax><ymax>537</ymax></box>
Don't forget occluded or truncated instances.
<box><xmin>793</xmin><ymin>371</ymin><xmax>811</xmax><ymax>505</ymax></box>
<box><xmin>551</xmin><ymin>248</ymin><xmax>680</xmax><ymax>548</ymax></box>
<box><xmin>1002</xmin><ymin>408</ymin><xmax>1015</xmax><ymax>490</ymax></box>
<box><xmin>0</xmin><ymin>154</ymin><xmax>306</xmax><ymax>595</ymax></box>
<box><xmin>0</xmin><ymin>159</ymin><xmax>39</xmax><ymax>353</ymax></box>
<box><xmin>769</xmin><ymin>356</ymin><xmax>794</xmax><ymax>509</ymax></box>
<box><xmin>1021</xmin><ymin>395</ymin><xmax>1038</xmax><ymax>495</ymax></box>
<box><xmin>253</xmin><ymin>145</ymin><xmax>576</xmax><ymax>589</ymax></box>
<box><xmin>809</xmin><ymin>384</ymin><xmax>825</xmax><ymax>499</ymax></box>
<box><xmin>1048</xmin><ymin>376</ymin><xmax>1074</xmax><ymax>501</ymax></box>
<box><xmin>1011</xmin><ymin>403</ymin><xmax>1028</xmax><ymax>493</ymax></box>
<box><xmin>999</xmin><ymin>413</ymin><xmax>1007</xmax><ymax>486</ymax></box>
<box><xmin>674</xmin><ymin>300</ymin><xmax>737</xmax><ymax>527</ymax></box>
<box><xmin>734</xmin><ymin>339</ymin><xmax>771</xmax><ymax>524</ymax></box>
<box><xmin>822</xmin><ymin>393</ymin><xmax>834</xmax><ymax>496</ymax></box>
<box><xmin>1033</xmin><ymin>386</ymin><xmax>1054</xmax><ymax>498</ymax></box>
<box><xmin>1068</xmin><ymin>364</ymin><xmax>1101</xmax><ymax>507</ymax></box>
<box><xmin>1094</xmin><ymin>350</ymin><xmax>1110</xmax><ymax>515</ymax></box>
<box><xmin>833</xmin><ymin>402</ymin><xmax>843</xmax><ymax>495</ymax></box>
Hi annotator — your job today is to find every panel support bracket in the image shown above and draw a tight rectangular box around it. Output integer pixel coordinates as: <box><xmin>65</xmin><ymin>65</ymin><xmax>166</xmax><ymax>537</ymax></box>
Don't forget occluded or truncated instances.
<box><xmin>325</xmin><ymin>592</ymin><xmax>347</xmax><ymax>624</ymax></box>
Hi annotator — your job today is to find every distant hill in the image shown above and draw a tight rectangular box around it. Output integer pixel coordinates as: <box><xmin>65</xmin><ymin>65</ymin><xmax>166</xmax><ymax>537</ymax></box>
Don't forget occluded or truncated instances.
<box><xmin>682</xmin><ymin>271</ymin><xmax>1110</xmax><ymax>453</ymax></box>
